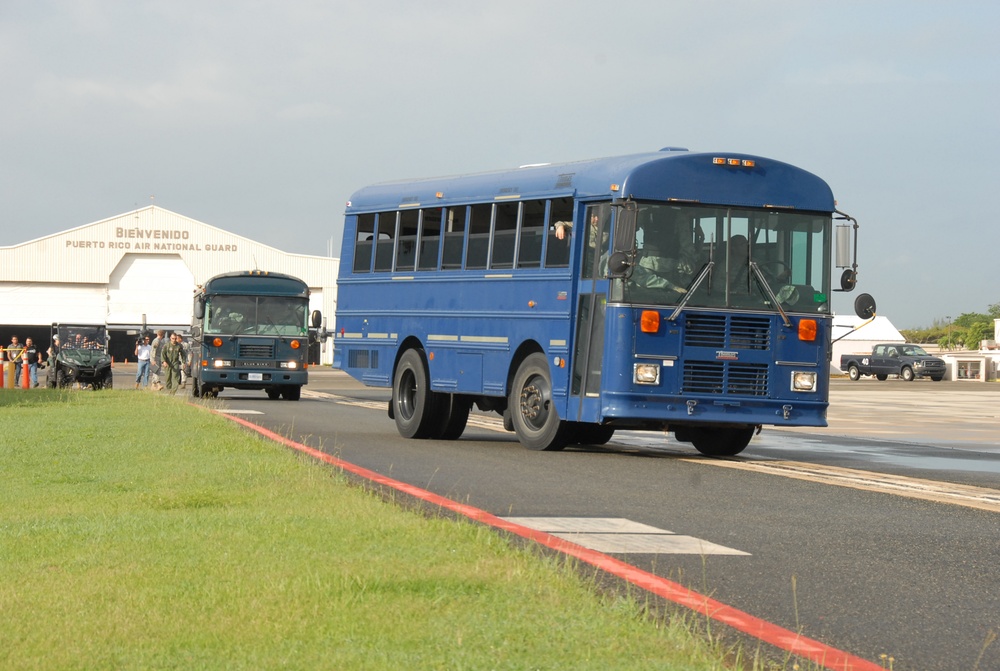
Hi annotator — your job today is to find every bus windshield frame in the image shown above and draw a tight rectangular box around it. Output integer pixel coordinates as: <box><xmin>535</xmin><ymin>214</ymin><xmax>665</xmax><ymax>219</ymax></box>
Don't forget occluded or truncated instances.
<box><xmin>204</xmin><ymin>295</ymin><xmax>309</xmax><ymax>337</ymax></box>
<box><xmin>611</xmin><ymin>203</ymin><xmax>832</xmax><ymax>315</ymax></box>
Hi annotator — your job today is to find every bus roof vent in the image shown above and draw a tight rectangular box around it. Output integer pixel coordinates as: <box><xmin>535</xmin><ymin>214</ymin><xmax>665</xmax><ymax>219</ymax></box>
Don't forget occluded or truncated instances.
<box><xmin>659</xmin><ymin>146</ymin><xmax>689</xmax><ymax>152</ymax></box>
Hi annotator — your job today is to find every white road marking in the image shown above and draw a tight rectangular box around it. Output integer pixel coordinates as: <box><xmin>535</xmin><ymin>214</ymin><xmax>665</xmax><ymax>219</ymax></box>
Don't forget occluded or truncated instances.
<box><xmin>502</xmin><ymin>517</ymin><xmax>750</xmax><ymax>556</ymax></box>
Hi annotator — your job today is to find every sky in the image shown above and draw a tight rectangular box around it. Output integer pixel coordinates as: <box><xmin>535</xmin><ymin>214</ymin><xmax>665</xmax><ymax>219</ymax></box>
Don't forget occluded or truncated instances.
<box><xmin>2</xmin><ymin>1</ymin><xmax>998</xmax><ymax>329</ymax></box>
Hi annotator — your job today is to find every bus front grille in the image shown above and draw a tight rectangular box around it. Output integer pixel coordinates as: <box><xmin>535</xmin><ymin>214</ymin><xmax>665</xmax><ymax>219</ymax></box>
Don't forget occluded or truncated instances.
<box><xmin>239</xmin><ymin>343</ymin><xmax>274</xmax><ymax>358</ymax></box>
<box><xmin>682</xmin><ymin>361</ymin><xmax>769</xmax><ymax>396</ymax></box>
<box><xmin>684</xmin><ymin>314</ymin><xmax>771</xmax><ymax>350</ymax></box>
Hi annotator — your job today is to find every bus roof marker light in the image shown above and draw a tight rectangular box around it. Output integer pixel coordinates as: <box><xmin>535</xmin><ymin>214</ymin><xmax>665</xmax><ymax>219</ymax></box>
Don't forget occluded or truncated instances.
<box><xmin>610</xmin><ymin>184</ymin><xmax>620</xmax><ymax>192</ymax></box>
<box><xmin>713</xmin><ymin>157</ymin><xmax>726</xmax><ymax>165</ymax></box>
<box><xmin>742</xmin><ymin>159</ymin><xmax>755</xmax><ymax>167</ymax></box>
<box><xmin>436</xmin><ymin>192</ymin><xmax>444</xmax><ymax>199</ymax></box>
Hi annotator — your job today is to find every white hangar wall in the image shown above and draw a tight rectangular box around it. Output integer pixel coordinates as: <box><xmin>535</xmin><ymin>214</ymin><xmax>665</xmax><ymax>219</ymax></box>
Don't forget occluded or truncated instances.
<box><xmin>0</xmin><ymin>206</ymin><xmax>339</xmax><ymax>363</ymax></box>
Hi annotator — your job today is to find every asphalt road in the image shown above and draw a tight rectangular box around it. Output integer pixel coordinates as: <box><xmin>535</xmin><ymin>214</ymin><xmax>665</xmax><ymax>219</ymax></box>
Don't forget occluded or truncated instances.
<box><xmin>126</xmin><ymin>367</ymin><xmax>1000</xmax><ymax>671</ymax></box>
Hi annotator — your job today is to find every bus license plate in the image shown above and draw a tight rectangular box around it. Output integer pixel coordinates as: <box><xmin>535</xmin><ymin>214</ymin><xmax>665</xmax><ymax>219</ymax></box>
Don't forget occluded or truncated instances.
<box><xmin>248</xmin><ymin>373</ymin><xmax>263</xmax><ymax>381</ymax></box>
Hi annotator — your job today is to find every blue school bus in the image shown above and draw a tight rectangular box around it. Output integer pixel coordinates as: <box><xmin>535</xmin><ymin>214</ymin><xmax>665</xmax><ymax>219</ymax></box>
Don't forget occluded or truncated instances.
<box><xmin>334</xmin><ymin>148</ymin><xmax>867</xmax><ymax>454</ymax></box>
<box><xmin>191</xmin><ymin>271</ymin><xmax>322</xmax><ymax>401</ymax></box>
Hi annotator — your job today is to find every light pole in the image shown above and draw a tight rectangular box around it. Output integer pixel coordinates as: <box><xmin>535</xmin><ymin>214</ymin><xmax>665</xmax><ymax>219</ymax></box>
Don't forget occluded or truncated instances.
<box><xmin>946</xmin><ymin>316</ymin><xmax>952</xmax><ymax>351</ymax></box>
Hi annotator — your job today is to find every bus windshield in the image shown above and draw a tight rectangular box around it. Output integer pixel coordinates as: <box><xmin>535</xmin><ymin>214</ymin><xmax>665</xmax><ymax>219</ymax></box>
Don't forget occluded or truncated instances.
<box><xmin>205</xmin><ymin>296</ymin><xmax>308</xmax><ymax>336</ymax></box>
<box><xmin>617</xmin><ymin>204</ymin><xmax>831</xmax><ymax>314</ymax></box>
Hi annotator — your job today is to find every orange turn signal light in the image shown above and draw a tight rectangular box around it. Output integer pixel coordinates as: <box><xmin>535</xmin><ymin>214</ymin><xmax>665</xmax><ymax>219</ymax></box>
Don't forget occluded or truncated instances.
<box><xmin>212</xmin><ymin>337</ymin><xmax>223</xmax><ymax>347</ymax></box>
<box><xmin>798</xmin><ymin>319</ymin><xmax>817</xmax><ymax>342</ymax></box>
<box><xmin>290</xmin><ymin>340</ymin><xmax>301</xmax><ymax>349</ymax></box>
<box><xmin>640</xmin><ymin>310</ymin><xmax>661</xmax><ymax>333</ymax></box>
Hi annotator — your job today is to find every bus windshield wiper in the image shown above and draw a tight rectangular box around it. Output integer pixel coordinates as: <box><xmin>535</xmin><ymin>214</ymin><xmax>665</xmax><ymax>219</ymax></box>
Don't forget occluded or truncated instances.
<box><xmin>748</xmin><ymin>261</ymin><xmax>791</xmax><ymax>328</ymax></box>
<box><xmin>667</xmin><ymin>261</ymin><xmax>714</xmax><ymax>322</ymax></box>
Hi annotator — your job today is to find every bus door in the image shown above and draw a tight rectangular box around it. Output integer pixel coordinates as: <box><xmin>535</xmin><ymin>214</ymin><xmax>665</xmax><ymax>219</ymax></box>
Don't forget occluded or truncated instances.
<box><xmin>570</xmin><ymin>203</ymin><xmax>612</xmax><ymax>421</ymax></box>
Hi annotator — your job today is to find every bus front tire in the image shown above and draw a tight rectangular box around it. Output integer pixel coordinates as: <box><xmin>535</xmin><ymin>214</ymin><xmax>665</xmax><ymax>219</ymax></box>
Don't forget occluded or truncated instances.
<box><xmin>690</xmin><ymin>427</ymin><xmax>754</xmax><ymax>457</ymax></box>
<box><xmin>509</xmin><ymin>353</ymin><xmax>568</xmax><ymax>451</ymax></box>
<box><xmin>393</xmin><ymin>348</ymin><xmax>440</xmax><ymax>439</ymax></box>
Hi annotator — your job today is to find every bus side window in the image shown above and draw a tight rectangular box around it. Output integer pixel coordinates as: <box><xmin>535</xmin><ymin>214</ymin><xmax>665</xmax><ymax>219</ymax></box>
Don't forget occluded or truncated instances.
<box><xmin>353</xmin><ymin>213</ymin><xmax>376</xmax><ymax>273</ymax></box>
<box><xmin>418</xmin><ymin>207</ymin><xmax>443</xmax><ymax>271</ymax></box>
<box><xmin>466</xmin><ymin>204</ymin><xmax>492</xmax><ymax>270</ymax></box>
<box><xmin>545</xmin><ymin>197</ymin><xmax>573</xmax><ymax>268</ymax></box>
<box><xmin>517</xmin><ymin>200</ymin><xmax>545</xmax><ymax>268</ymax></box>
<box><xmin>442</xmin><ymin>206</ymin><xmax>467</xmax><ymax>269</ymax></box>
<box><xmin>491</xmin><ymin>202</ymin><xmax>518</xmax><ymax>269</ymax></box>
<box><xmin>374</xmin><ymin>211</ymin><xmax>397</xmax><ymax>272</ymax></box>
<box><xmin>396</xmin><ymin>209</ymin><xmax>419</xmax><ymax>271</ymax></box>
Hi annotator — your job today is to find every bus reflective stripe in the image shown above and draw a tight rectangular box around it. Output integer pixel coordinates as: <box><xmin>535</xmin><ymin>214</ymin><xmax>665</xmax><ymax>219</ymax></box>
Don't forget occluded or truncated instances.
<box><xmin>428</xmin><ymin>334</ymin><xmax>459</xmax><ymax>341</ymax></box>
<box><xmin>391</xmin><ymin>276</ymin><xmax>415</xmax><ymax>281</ymax></box>
<box><xmin>460</xmin><ymin>336</ymin><xmax>508</xmax><ymax>344</ymax></box>
<box><xmin>366</xmin><ymin>333</ymin><xmax>391</xmax><ymax>339</ymax></box>
<box><xmin>549</xmin><ymin>339</ymin><xmax>567</xmax><ymax>347</ymax></box>
<box><xmin>340</xmin><ymin>333</ymin><xmax>364</xmax><ymax>339</ymax></box>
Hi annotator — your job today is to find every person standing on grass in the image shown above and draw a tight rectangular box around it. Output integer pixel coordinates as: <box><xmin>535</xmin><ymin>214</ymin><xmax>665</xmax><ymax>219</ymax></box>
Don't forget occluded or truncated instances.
<box><xmin>135</xmin><ymin>335</ymin><xmax>152</xmax><ymax>389</ymax></box>
<box><xmin>149</xmin><ymin>329</ymin><xmax>166</xmax><ymax>390</ymax></box>
<box><xmin>23</xmin><ymin>338</ymin><xmax>41</xmax><ymax>388</ymax></box>
<box><xmin>7</xmin><ymin>335</ymin><xmax>24</xmax><ymax>386</ymax></box>
<box><xmin>161</xmin><ymin>332</ymin><xmax>183</xmax><ymax>394</ymax></box>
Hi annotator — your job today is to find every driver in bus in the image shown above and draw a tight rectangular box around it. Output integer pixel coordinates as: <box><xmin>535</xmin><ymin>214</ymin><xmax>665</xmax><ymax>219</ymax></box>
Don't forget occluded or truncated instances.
<box><xmin>630</xmin><ymin>211</ymin><xmax>698</xmax><ymax>295</ymax></box>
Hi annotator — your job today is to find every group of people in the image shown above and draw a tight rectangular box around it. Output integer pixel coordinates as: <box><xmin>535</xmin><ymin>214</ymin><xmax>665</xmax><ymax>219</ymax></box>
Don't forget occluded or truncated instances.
<box><xmin>1</xmin><ymin>335</ymin><xmax>43</xmax><ymax>387</ymax></box>
<box><xmin>134</xmin><ymin>330</ymin><xmax>190</xmax><ymax>394</ymax></box>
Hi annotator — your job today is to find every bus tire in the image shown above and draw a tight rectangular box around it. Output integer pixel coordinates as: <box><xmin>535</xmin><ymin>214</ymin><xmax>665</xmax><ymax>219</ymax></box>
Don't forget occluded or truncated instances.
<box><xmin>266</xmin><ymin>388</ymin><xmax>282</xmax><ymax>400</ymax></box>
<box><xmin>691</xmin><ymin>427</ymin><xmax>754</xmax><ymax>457</ymax></box>
<box><xmin>282</xmin><ymin>386</ymin><xmax>301</xmax><ymax>401</ymax></box>
<box><xmin>509</xmin><ymin>353</ymin><xmax>568</xmax><ymax>451</ymax></box>
<box><xmin>433</xmin><ymin>394</ymin><xmax>471</xmax><ymax>440</ymax></box>
<box><xmin>393</xmin><ymin>348</ymin><xmax>440</xmax><ymax>439</ymax></box>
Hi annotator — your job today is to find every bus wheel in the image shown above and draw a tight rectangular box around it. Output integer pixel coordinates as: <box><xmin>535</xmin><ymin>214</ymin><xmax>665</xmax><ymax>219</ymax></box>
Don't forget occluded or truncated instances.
<box><xmin>266</xmin><ymin>388</ymin><xmax>282</xmax><ymax>400</ymax></box>
<box><xmin>573</xmin><ymin>423</ymin><xmax>615</xmax><ymax>446</ymax></box>
<box><xmin>192</xmin><ymin>378</ymin><xmax>201</xmax><ymax>398</ymax></box>
<box><xmin>510</xmin><ymin>353</ymin><xmax>568</xmax><ymax>451</ymax></box>
<box><xmin>691</xmin><ymin>427</ymin><xmax>754</xmax><ymax>457</ymax></box>
<box><xmin>393</xmin><ymin>348</ymin><xmax>440</xmax><ymax>439</ymax></box>
<box><xmin>282</xmin><ymin>386</ymin><xmax>301</xmax><ymax>401</ymax></box>
<box><xmin>433</xmin><ymin>394</ymin><xmax>470</xmax><ymax>440</ymax></box>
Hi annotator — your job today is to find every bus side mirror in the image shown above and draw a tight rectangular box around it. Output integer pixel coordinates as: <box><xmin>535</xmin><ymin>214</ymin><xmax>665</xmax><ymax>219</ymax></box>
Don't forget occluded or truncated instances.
<box><xmin>854</xmin><ymin>293</ymin><xmax>876</xmax><ymax>319</ymax></box>
<box><xmin>608</xmin><ymin>199</ymin><xmax>637</xmax><ymax>279</ymax></box>
<box><xmin>834</xmin><ymin>211</ymin><xmax>859</xmax><ymax>292</ymax></box>
<box><xmin>311</xmin><ymin>310</ymin><xmax>323</xmax><ymax>329</ymax></box>
<box><xmin>607</xmin><ymin>251</ymin><xmax>632</xmax><ymax>278</ymax></box>
<box><xmin>194</xmin><ymin>298</ymin><xmax>205</xmax><ymax>320</ymax></box>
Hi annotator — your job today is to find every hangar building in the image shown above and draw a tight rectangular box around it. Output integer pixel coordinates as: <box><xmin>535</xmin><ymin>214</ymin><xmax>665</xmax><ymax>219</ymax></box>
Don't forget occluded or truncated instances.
<box><xmin>0</xmin><ymin>206</ymin><xmax>339</xmax><ymax>364</ymax></box>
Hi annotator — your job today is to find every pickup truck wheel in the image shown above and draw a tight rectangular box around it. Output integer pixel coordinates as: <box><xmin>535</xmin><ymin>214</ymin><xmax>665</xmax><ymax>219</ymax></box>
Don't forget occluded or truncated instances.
<box><xmin>848</xmin><ymin>365</ymin><xmax>861</xmax><ymax>381</ymax></box>
<box><xmin>901</xmin><ymin>367</ymin><xmax>915</xmax><ymax>382</ymax></box>
<box><xmin>931</xmin><ymin>375</ymin><xmax>943</xmax><ymax>382</ymax></box>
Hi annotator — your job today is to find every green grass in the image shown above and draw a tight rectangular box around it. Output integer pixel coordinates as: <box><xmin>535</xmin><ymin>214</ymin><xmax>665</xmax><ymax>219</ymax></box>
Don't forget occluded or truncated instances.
<box><xmin>0</xmin><ymin>389</ymin><xmax>743</xmax><ymax>670</ymax></box>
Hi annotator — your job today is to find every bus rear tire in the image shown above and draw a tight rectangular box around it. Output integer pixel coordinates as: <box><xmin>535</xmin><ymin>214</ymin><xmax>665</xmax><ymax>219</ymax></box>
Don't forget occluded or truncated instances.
<box><xmin>393</xmin><ymin>348</ymin><xmax>440</xmax><ymax>439</ymax></box>
<box><xmin>282</xmin><ymin>386</ymin><xmax>301</xmax><ymax>401</ymax></box>
<box><xmin>691</xmin><ymin>427</ymin><xmax>754</xmax><ymax>457</ymax></box>
<box><xmin>433</xmin><ymin>394</ymin><xmax>471</xmax><ymax>440</ymax></box>
<box><xmin>509</xmin><ymin>353</ymin><xmax>568</xmax><ymax>451</ymax></box>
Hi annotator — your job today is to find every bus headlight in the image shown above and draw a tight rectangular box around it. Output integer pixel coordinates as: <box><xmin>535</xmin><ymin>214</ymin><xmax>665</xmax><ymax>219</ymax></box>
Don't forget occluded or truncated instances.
<box><xmin>279</xmin><ymin>361</ymin><xmax>299</xmax><ymax>369</ymax></box>
<box><xmin>634</xmin><ymin>362</ymin><xmax>660</xmax><ymax>385</ymax></box>
<box><xmin>791</xmin><ymin>371</ymin><xmax>817</xmax><ymax>392</ymax></box>
<box><xmin>212</xmin><ymin>359</ymin><xmax>234</xmax><ymax>368</ymax></box>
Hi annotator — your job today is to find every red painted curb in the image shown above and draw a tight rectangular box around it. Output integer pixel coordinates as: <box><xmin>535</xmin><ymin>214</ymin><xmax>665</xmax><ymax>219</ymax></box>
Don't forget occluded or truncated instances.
<box><xmin>224</xmin><ymin>412</ymin><xmax>883</xmax><ymax>671</ymax></box>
